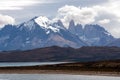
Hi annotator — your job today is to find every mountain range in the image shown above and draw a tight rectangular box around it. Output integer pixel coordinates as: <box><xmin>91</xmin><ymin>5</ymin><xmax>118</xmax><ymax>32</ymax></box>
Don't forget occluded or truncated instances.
<box><xmin>0</xmin><ymin>16</ymin><xmax>119</xmax><ymax>51</ymax></box>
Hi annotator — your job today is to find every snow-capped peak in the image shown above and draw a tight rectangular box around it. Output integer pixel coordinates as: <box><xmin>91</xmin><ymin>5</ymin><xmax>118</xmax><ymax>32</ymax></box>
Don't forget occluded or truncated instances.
<box><xmin>34</xmin><ymin>16</ymin><xmax>59</xmax><ymax>34</ymax></box>
<box><xmin>34</xmin><ymin>16</ymin><xmax>50</xmax><ymax>29</ymax></box>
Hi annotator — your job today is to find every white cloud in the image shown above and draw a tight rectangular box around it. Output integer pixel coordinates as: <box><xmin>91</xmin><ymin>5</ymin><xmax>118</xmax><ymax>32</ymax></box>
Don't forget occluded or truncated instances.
<box><xmin>0</xmin><ymin>14</ymin><xmax>15</xmax><ymax>28</ymax></box>
<box><xmin>107</xmin><ymin>0</ymin><xmax>120</xmax><ymax>18</ymax></box>
<box><xmin>92</xmin><ymin>1</ymin><xmax>120</xmax><ymax>21</ymax></box>
<box><xmin>98</xmin><ymin>19</ymin><xmax>110</xmax><ymax>24</ymax></box>
<box><xmin>92</xmin><ymin>0</ymin><xmax>120</xmax><ymax>38</ymax></box>
<box><xmin>55</xmin><ymin>0</ymin><xmax>120</xmax><ymax>38</ymax></box>
<box><xmin>0</xmin><ymin>0</ymin><xmax>54</xmax><ymax>10</ymax></box>
<box><xmin>56</xmin><ymin>5</ymin><xmax>97</xmax><ymax>28</ymax></box>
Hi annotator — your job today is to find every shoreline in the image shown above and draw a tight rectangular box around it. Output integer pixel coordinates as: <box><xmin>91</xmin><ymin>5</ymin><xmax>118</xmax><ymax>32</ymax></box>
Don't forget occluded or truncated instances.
<box><xmin>0</xmin><ymin>66</ymin><xmax>119</xmax><ymax>77</ymax></box>
<box><xmin>0</xmin><ymin>69</ymin><xmax>119</xmax><ymax>77</ymax></box>
<box><xmin>0</xmin><ymin>60</ymin><xmax>119</xmax><ymax>76</ymax></box>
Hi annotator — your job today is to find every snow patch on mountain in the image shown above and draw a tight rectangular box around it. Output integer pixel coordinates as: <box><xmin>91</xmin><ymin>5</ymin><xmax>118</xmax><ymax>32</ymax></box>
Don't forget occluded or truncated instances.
<box><xmin>22</xmin><ymin>19</ymin><xmax>36</xmax><ymax>30</ymax></box>
<box><xmin>34</xmin><ymin>16</ymin><xmax>50</xmax><ymax>29</ymax></box>
<box><xmin>34</xmin><ymin>16</ymin><xmax>59</xmax><ymax>33</ymax></box>
<box><xmin>104</xmin><ymin>31</ymin><xmax>111</xmax><ymax>36</ymax></box>
<box><xmin>49</xmin><ymin>26</ymin><xmax>59</xmax><ymax>32</ymax></box>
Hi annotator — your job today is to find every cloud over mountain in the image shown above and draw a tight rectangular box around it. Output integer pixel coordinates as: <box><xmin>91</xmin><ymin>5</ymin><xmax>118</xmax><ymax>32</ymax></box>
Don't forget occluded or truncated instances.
<box><xmin>98</xmin><ymin>19</ymin><xmax>110</xmax><ymax>24</ymax></box>
<box><xmin>0</xmin><ymin>14</ymin><xmax>15</xmax><ymax>28</ymax></box>
<box><xmin>56</xmin><ymin>5</ymin><xmax>97</xmax><ymax>28</ymax></box>
<box><xmin>54</xmin><ymin>0</ymin><xmax>120</xmax><ymax>38</ymax></box>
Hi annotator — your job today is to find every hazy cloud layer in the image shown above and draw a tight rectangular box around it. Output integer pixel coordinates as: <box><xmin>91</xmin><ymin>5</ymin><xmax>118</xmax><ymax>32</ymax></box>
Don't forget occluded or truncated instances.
<box><xmin>0</xmin><ymin>0</ymin><xmax>56</xmax><ymax>10</ymax></box>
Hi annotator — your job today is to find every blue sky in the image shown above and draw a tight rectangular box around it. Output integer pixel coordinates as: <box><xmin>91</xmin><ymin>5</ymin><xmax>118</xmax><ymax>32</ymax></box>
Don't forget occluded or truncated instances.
<box><xmin>0</xmin><ymin>0</ymin><xmax>120</xmax><ymax>38</ymax></box>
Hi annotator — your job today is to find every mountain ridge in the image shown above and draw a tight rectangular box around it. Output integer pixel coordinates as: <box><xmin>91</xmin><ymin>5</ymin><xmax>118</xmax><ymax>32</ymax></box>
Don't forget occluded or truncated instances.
<box><xmin>0</xmin><ymin>16</ymin><xmax>117</xmax><ymax>51</ymax></box>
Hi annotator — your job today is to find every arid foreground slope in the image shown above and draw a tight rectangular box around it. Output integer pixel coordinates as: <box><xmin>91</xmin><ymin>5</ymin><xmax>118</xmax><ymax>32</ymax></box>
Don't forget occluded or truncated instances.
<box><xmin>0</xmin><ymin>46</ymin><xmax>120</xmax><ymax>62</ymax></box>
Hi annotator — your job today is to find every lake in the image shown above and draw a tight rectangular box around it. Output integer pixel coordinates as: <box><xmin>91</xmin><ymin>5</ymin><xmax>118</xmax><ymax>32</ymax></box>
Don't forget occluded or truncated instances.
<box><xmin>0</xmin><ymin>62</ymin><xmax>66</xmax><ymax>67</ymax></box>
<box><xmin>0</xmin><ymin>74</ymin><xmax>119</xmax><ymax>80</ymax></box>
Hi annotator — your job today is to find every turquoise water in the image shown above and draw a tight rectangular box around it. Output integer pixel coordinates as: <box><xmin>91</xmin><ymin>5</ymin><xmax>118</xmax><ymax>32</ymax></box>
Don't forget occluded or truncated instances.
<box><xmin>0</xmin><ymin>74</ymin><xmax>119</xmax><ymax>80</ymax></box>
<box><xmin>0</xmin><ymin>62</ymin><xmax>66</xmax><ymax>67</ymax></box>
